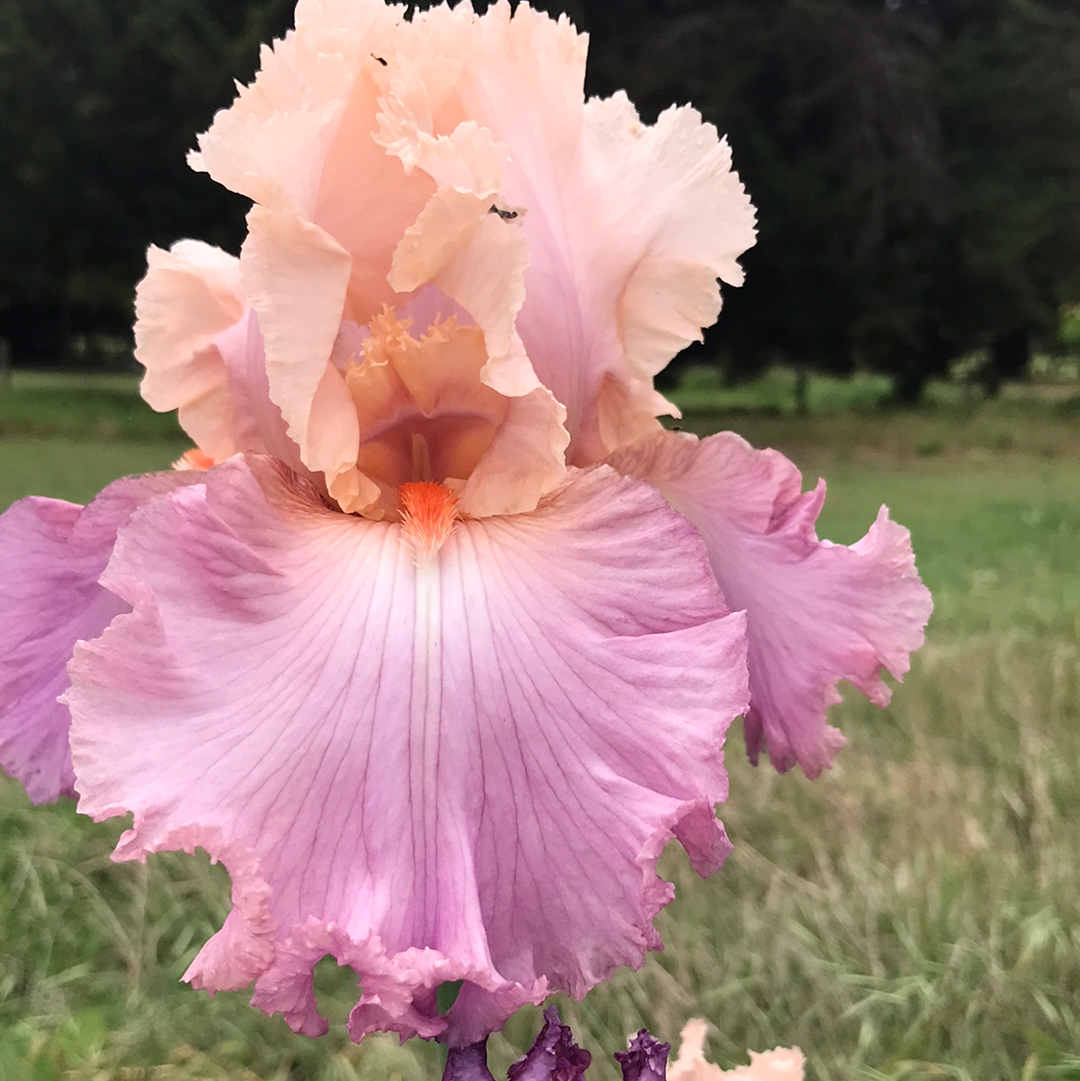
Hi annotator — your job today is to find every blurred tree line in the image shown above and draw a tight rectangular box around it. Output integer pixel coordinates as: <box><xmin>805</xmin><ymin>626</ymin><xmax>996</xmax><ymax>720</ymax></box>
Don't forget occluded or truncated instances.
<box><xmin>0</xmin><ymin>0</ymin><xmax>294</xmax><ymax>366</ymax></box>
<box><xmin>2</xmin><ymin>0</ymin><xmax>1079</xmax><ymax>402</ymax></box>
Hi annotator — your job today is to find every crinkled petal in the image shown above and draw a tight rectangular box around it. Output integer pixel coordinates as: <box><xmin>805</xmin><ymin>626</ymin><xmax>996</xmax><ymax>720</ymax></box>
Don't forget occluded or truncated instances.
<box><xmin>240</xmin><ymin>206</ymin><xmax>357</xmax><ymax>485</ymax></box>
<box><xmin>455</xmin><ymin>382</ymin><xmax>567</xmax><ymax>519</ymax></box>
<box><xmin>135</xmin><ymin>241</ymin><xmax>245</xmax><ymax>460</ymax></box>
<box><xmin>616</xmin><ymin>1030</ymin><xmax>670</xmax><ymax>1081</ymax></box>
<box><xmin>508</xmin><ymin>1006</ymin><xmax>591</xmax><ymax>1081</ymax></box>
<box><xmin>402</xmin><ymin>3</ymin><xmax>755</xmax><ymax>458</ymax></box>
<box><xmin>197</xmin><ymin>3</ymin><xmax>543</xmax><ymax>501</ymax></box>
<box><xmin>191</xmin><ymin>1</ymin><xmax>406</xmax><ymax>216</ymax></box>
<box><xmin>388</xmin><ymin>2</ymin><xmax>587</xmax><ymax>408</ymax></box>
<box><xmin>391</xmin><ymin>205</ymin><xmax>535</xmax><ymax>399</ymax></box>
<box><xmin>608</xmin><ymin>431</ymin><xmax>932</xmax><ymax>777</ymax></box>
<box><xmin>193</xmin><ymin>0</ymin><xmax>753</xmax><ymax>475</ymax></box>
<box><xmin>583</xmin><ymin>95</ymin><xmax>754</xmax><ymax>371</ymax></box>
<box><xmin>135</xmin><ymin>241</ymin><xmax>298</xmax><ymax>467</ymax></box>
<box><xmin>0</xmin><ymin>473</ymin><xmax>192</xmax><ymax>803</ymax></box>
<box><xmin>68</xmin><ymin>457</ymin><xmax>747</xmax><ymax>1045</ymax></box>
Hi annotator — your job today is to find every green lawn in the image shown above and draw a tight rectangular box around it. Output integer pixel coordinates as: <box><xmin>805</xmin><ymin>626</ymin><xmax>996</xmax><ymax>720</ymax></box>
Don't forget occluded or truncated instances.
<box><xmin>1</xmin><ymin>372</ymin><xmax>1078</xmax><ymax>1080</ymax></box>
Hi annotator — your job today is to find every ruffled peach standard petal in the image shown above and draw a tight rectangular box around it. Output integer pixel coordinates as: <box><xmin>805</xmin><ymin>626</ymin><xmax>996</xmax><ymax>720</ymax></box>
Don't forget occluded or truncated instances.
<box><xmin>68</xmin><ymin>457</ymin><xmax>747</xmax><ymax>1046</ymax></box>
<box><xmin>192</xmin><ymin>1</ymin><xmax>752</xmax><ymax>476</ymax></box>
<box><xmin>390</xmin><ymin>200</ymin><xmax>534</xmax><ymax>398</ymax></box>
<box><xmin>239</xmin><ymin>206</ymin><xmax>360</xmax><ymax>490</ymax></box>
<box><xmin>583</xmin><ymin>95</ymin><xmax>754</xmax><ymax>374</ymax></box>
<box><xmin>609</xmin><ymin>430</ymin><xmax>932</xmax><ymax>778</ymax></box>
<box><xmin>374</xmin><ymin>33</ymin><xmax>534</xmax><ymax>395</ymax></box>
<box><xmin>135</xmin><ymin>241</ymin><xmax>299</xmax><ymax>467</ymax></box>
<box><xmin>190</xmin><ymin>1</ymin><xmax>406</xmax><ymax>216</ymax></box>
<box><xmin>0</xmin><ymin>472</ymin><xmax>193</xmax><ymax>804</ymax></box>
<box><xmin>404</xmin><ymin>3</ymin><xmax>756</xmax><ymax>459</ymax></box>
<box><xmin>194</xmin><ymin>3</ymin><xmax>543</xmax><ymax>499</ymax></box>
<box><xmin>135</xmin><ymin>242</ymin><xmax>246</xmax><ymax>460</ymax></box>
<box><xmin>194</xmin><ymin>4</ymin><xmax>428</xmax><ymax>489</ymax></box>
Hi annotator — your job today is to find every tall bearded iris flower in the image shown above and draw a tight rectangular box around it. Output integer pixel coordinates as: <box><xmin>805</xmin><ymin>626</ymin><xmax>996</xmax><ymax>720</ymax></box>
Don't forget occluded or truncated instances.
<box><xmin>0</xmin><ymin>0</ymin><xmax>931</xmax><ymax>1053</ymax></box>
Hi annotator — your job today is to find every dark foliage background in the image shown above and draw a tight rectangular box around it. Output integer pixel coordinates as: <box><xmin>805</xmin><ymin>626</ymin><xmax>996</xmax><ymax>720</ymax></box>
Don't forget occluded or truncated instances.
<box><xmin>2</xmin><ymin>0</ymin><xmax>1079</xmax><ymax>401</ymax></box>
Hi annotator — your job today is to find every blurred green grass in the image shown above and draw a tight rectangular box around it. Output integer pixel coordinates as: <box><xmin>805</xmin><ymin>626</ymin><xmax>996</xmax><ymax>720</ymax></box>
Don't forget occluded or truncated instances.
<box><xmin>0</xmin><ymin>371</ymin><xmax>183</xmax><ymax>445</ymax></box>
<box><xmin>1</xmin><ymin>370</ymin><xmax>1079</xmax><ymax>1080</ymax></box>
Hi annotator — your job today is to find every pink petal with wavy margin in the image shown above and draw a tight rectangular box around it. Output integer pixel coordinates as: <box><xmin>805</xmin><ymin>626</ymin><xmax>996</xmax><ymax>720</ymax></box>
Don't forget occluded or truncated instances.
<box><xmin>0</xmin><ymin>473</ymin><xmax>192</xmax><ymax>803</ymax></box>
<box><xmin>609</xmin><ymin>431</ymin><xmax>931</xmax><ymax>777</ymax></box>
<box><xmin>68</xmin><ymin>457</ymin><xmax>747</xmax><ymax>1045</ymax></box>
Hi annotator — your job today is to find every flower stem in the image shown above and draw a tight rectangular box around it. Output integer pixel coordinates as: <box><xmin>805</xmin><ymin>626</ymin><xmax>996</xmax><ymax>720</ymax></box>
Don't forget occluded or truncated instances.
<box><xmin>443</xmin><ymin>1038</ymin><xmax>497</xmax><ymax>1081</ymax></box>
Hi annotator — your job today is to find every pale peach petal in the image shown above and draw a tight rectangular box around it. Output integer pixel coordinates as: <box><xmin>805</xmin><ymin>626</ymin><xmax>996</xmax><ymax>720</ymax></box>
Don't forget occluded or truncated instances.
<box><xmin>458</xmin><ymin>384</ymin><xmax>566</xmax><ymax>518</ymax></box>
<box><xmin>195</xmin><ymin>2</ymin><xmax>549</xmax><ymax>500</ymax></box>
<box><xmin>399</xmin><ymin>0</ymin><xmax>583</xmax><ymax>401</ymax></box>
<box><xmin>584</xmin><ymin>95</ymin><xmax>755</xmax><ymax>372</ymax></box>
<box><xmin>669</xmin><ymin>1020</ymin><xmax>805</xmax><ymax>1081</ymax></box>
<box><xmin>314</xmin><ymin>62</ymin><xmax>433</xmax><ymax>318</ymax></box>
<box><xmin>135</xmin><ymin>242</ymin><xmax>245</xmax><ymax>460</ymax></box>
<box><xmin>401</xmin><ymin>3</ymin><xmax>755</xmax><ymax>460</ymax></box>
<box><xmin>194</xmin><ymin>2</ymin><xmax>433</xmax><ymax>495</ymax></box>
<box><xmin>192</xmin><ymin>1</ymin><xmax>405</xmax><ymax>215</ymax></box>
<box><xmin>668</xmin><ymin>1019</ymin><xmax>725</xmax><ymax>1081</ymax></box>
<box><xmin>190</xmin><ymin>0</ymin><xmax>753</xmax><ymax>477</ymax></box>
<box><xmin>375</xmin><ymin>49</ymin><xmax>506</xmax><ymax>194</ymax></box>
<box><xmin>135</xmin><ymin>242</ymin><xmax>302</xmax><ymax>468</ymax></box>
<box><xmin>595</xmin><ymin>375</ymin><xmax>672</xmax><ymax>460</ymax></box>
<box><xmin>240</xmin><ymin>205</ymin><xmax>358</xmax><ymax>489</ymax></box>
<box><xmin>556</xmin><ymin>93</ymin><xmax>754</xmax><ymax>461</ymax></box>
<box><xmin>401</xmin><ymin>209</ymin><xmax>534</xmax><ymax>395</ymax></box>
<box><xmin>387</xmin><ymin>190</ymin><xmax>533</xmax><ymax>395</ymax></box>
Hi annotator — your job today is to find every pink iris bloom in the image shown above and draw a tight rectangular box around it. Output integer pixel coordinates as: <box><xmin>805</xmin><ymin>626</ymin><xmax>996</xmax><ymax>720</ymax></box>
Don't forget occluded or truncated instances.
<box><xmin>0</xmin><ymin>0</ymin><xmax>931</xmax><ymax>1051</ymax></box>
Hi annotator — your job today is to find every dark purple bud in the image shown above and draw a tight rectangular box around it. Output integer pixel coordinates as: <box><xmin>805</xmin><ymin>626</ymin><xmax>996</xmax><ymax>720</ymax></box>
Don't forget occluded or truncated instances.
<box><xmin>444</xmin><ymin>1039</ymin><xmax>497</xmax><ymax>1081</ymax></box>
<box><xmin>508</xmin><ymin>1006</ymin><xmax>592</xmax><ymax>1081</ymax></box>
<box><xmin>614</xmin><ymin>1030</ymin><xmax>669</xmax><ymax>1081</ymax></box>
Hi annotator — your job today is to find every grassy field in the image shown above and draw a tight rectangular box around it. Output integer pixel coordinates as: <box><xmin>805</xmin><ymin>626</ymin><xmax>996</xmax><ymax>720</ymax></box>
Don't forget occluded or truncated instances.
<box><xmin>1</xmin><ymin>369</ymin><xmax>1078</xmax><ymax>1080</ymax></box>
